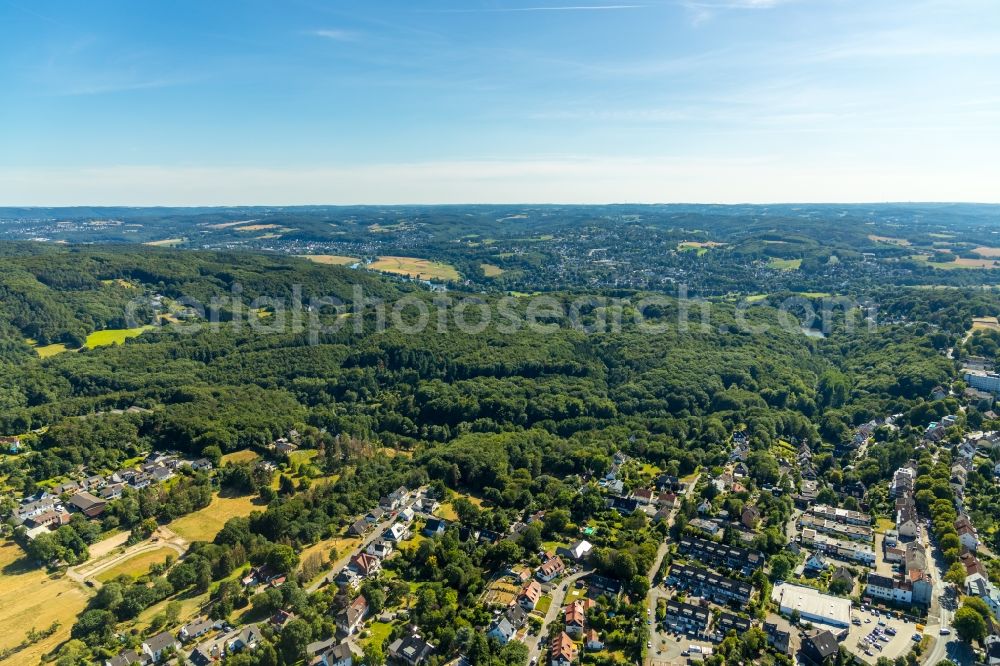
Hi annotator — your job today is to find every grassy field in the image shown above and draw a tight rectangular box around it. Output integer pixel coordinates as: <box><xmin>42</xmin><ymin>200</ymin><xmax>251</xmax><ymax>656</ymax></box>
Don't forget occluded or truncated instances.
<box><xmin>481</xmin><ymin>263</ymin><xmax>504</xmax><ymax>277</ymax></box>
<box><xmin>170</xmin><ymin>494</ymin><xmax>261</xmax><ymax>542</ymax></box>
<box><xmin>0</xmin><ymin>541</ymin><xmax>89</xmax><ymax>663</ymax></box>
<box><xmin>234</xmin><ymin>224</ymin><xmax>286</xmax><ymax>232</ymax></box>
<box><xmin>143</xmin><ymin>238</ymin><xmax>186</xmax><ymax>247</ymax></box>
<box><xmin>767</xmin><ymin>258</ymin><xmax>802</xmax><ymax>270</ymax></box>
<box><xmin>96</xmin><ymin>547</ymin><xmax>176</xmax><ymax>583</ymax></box>
<box><xmin>972</xmin><ymin>316</ymin><xmax>1000</xmax><ymax>332</ymax></box>
<box><xmin>973</xmin><ymin>246</ymin><xmax>1000</xmax><ymax>258</ymax></box>
<box><xmin>85</xmin><ymin>326</ymin><xmax>154</xmax><ymax>349</ymax></box>
<box><xmin>867</xmin><ymin>234</ymin><xmax>911</xmax><ymax>246</ymax></box>
<box><xmin>35</xmin><ymin>342</ymin><xmax>72</xmax><ymax>357</ymax></box>
<box><xmin>875</xmin><ymin>518</ymin><xmax>895</xmax><ymax>534</ymax></box>
<box><xmin>363</xmin><ymin>621</ymin><xmax>395</xmax><ymax>649</ymax></box>
<box><xmin>299</xmin><ymin>254</ymin><xmax>360</xmax><ymax>265</ymax></box>
<box><xmin>678</xmin><ymin>241</ymin><xmax>725</xmax><ymax>255</ymax></box>
<box><xmin>369</xmin><ymin>256</ymin><xmax>460</xmax><ymax>281</ymax></box>
<box><xmin>911</xmin><ymin>254</ymin><xmax>1000</xmax><ymax>270</ymax></box>
<box><xmin>221</xmin><ymin>449</ymin><xmax>260</xmax><ymax>465</ymax></box>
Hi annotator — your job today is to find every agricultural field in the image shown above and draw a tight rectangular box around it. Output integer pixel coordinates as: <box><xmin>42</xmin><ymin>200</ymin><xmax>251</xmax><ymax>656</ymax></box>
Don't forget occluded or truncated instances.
<box><xmin>767</xmin><ymin>258</ymin><xmax>802</xmax><ymax>270</ymax></box>
<box><xmin>34</xmin><ymin>342</ymin><xmax>72</xmax><ymax>358</ymax></box>
<box><xmin>867</xmin><ymin>234</ymin><xmax>911</xmax><ymax>246</ymax></box>
<box><xmin>972</xmin><ymin>316</ymin><xmax>1000</xmax><ymax>332</ymax></box>
<box><xmin>0</xmin><ymin>541</ymin><xmax>89</xmax><ymax>663</ymax></box>
<box><xmin>678</xmin><ymin>241</ymin><xmax>725</xmax><ymax>255</ymax></box>
<box><xmin>96</xmin><ymin>547</ymin><xmax>176</xmax><ymax>583</ymax></box>
<box><xmin>972</xmin><ymin>246</ymin><xmax>1000</xmax><ymax>257</ymax></box>
<box><xmin>369</xmin><ymin>256</ymin><xmax>460</xmax><ymax>281</ymax></box>
<box><xmin>85</xmin><ymin>326</ymin><xmax>154</xmax><ymax>349</ymax></box>
<box><xmin>169</xmin><ymin>494</ymin><xmax>261</xmax><ymax>543</ymax></box>
<box><xmin>299</xmin><ymin>254</ymin><xmax>360</xmax><ymax>265</ymax></box>
<box><xmin>480</xmin><ymin>263</ymin><xmax>504</xmax><ymax>277</ymax></box>
<box><xmin>143</xmin><ymin>238</ymin><xmax>186</xmax><ymax>247</ymax></box>
<box><xmin>911</xmin><ymin>254</ymin><xmax>1000</xmax><ymax>269</ymax></box>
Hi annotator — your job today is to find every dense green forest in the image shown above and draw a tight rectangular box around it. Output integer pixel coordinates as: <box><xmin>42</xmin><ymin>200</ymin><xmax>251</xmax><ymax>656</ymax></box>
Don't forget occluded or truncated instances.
<box><xmin>0</xmin><ymin>241</ymin><xmax>996</xmax><ymax>666</ymax></box>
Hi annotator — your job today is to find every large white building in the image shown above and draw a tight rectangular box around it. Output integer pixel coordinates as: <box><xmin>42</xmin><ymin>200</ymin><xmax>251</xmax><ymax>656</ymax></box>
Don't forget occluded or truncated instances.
<box><xmin>771</xmin><ymin>583</ymin><xmax>852</xmax><ymax>627</ymax></box>
<box><xmin>965</xmin><ymin>371</ymin><xmax>1000</xmax><ymax>395</ymax></box>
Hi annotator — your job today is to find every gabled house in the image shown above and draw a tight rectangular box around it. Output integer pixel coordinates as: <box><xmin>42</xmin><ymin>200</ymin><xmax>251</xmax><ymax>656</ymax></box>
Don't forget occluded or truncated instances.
<box><xmin>349</xmin><ymin>553</ymin><xmax>381</xmax><ymax>578</ymax></box>
<box><xmin>518</xmin><ymin>580</ymin><xmax>542</xmax><ymax>611</ymax></box>
<box><xmin>741</xmin><ymin>505</ymin><xmax>761</xmax><ymax>529</ymax></box>
<box><xmin>388</xmin><ymin>634</ymin><xmax>434</xmax><ymax>666</ymax></box>
<box><xmin>316</xmin><ymin>642</ymin><xmax>354</xmax><ymax>666</ymax></box>
<box><xmin>584</xmin><ymin>629</ymin><xmax>604</xmax><ymax>651</ymax></box>
<box><xmin>550</xmin><ymin>632</ymin><xmax>578</xmax><ymax>666</ymax></box>
<box><xmin>423</xmin><ymin>518</ymin><xmax>447</xmax><ymax>537</ymax></box>
<box><xmin>536</xmin><ymin>554</ymin><xmax>566</xmax><ymax>582</ymax></box>
<box><xmin>366</xmin><ymin>540</ymin><xmax>393</xmax><ymax>560</ymax></box>
<box><xmin>179</xmin><ymin>618</ymin><xmax>215</xmax><ymax>642</ymax></box>
<box><xmin>801</xmin><ymin>630</ymin><xmax>838</xmax><ymax>666</ymax></box>
<box><xmin>348</xmin><ymin>518</ymin><xmax>369</xmax><ymax>537</ymax></box>
<box><xmin>384</xmin><ymin>523</ymin><xmax>408</xmax><ymax>543</ymax></box>
<box><xmin>336</xmin><ymin>596</ymin><xmax>369</xmax><ymax>636</ymax></box>
<box><xmin>67</xmin><ymin>491</ymin><xmax>107</xmax><ymax>518</ymax></box>
<box><xmin>141</xmin><ymin>631</ymin><xmax>180</xmax><ymax>662</ymax></box>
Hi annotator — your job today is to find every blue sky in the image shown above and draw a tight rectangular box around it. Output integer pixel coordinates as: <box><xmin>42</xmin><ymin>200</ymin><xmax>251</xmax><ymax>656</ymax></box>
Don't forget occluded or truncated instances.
<box><xmin>1</xmin><ymin>0</ymin><xmax>998</xmax><ymax>204</ymax></box>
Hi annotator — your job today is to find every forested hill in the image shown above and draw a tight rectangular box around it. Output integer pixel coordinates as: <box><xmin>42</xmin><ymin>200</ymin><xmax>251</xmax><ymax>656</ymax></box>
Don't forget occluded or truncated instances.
<box><xmin>0</xmin><ymin>243</ymin><xmax>961</xmax><ymax>494</ymax></box>
<box><xmin>0</xmin><ymin>243</ymin><xmax>408</xmax><ymax>350</ymax></box>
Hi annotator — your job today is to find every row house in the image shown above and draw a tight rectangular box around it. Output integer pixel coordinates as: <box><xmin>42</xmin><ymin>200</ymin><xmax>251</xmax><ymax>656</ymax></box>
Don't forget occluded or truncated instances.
<box><xmin>808</xmin><ymin>504</ymin><xmax>871</xmax><ymax>527</ymax></box>
<box><xmin>666</xmin><ymin>564</ymin><xmax>752</xmax><ymax>607</ymax></box>
<box><xmin>800</xmin><ymin>528</ymin><xmax>876</xmax><ymax>565</ymax></box>
<box><xmin>663</xmin><ymin>599</ymin><xmax>710</xmax><ymax>636</ymax></box>
<box><xmin>712</xmin><ymin>613</ymin><xmax>752</xmax><ymax>642</ymax></box>
<box><xmin>797</xmin><ymin>514</ymin><xmax>873</xmax><ymax>542</ymax></box>
<box><xmin>677</xmin><ymin>536</ymin><xmax>765</xmax><ymax>574</ymax></box>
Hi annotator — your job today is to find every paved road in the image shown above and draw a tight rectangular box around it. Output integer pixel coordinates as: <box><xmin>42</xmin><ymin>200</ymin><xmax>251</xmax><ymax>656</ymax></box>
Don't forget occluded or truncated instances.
<box><xmin>526</xmin><ymin>570</ymin><xmax>592</xmax><ymax>664</ymax></box>
<box><xmin>644</xmin><ymin>474</ymin><xmax>700</xmax><ymax>666</ymax></box>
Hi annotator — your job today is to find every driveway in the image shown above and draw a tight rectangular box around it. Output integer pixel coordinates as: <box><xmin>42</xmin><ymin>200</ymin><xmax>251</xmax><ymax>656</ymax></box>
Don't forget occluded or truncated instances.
<box><xmin>526</xmin><ymin>570</ymin><xmax>592</xmax><ymax>664</ymax></box>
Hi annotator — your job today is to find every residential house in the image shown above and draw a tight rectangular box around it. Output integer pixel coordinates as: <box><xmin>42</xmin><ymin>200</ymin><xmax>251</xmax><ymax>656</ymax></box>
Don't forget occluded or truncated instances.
<box><xmin>801</xmin><ymin>630</ymin><xmax>839</xmax><ymax>666</ymax></box>
<box><xmin>764</xmin><ymin>622</ymin><xmax>791</xmax><ymax>654</ymax></box>
<box><xmin>606</xmin><ymin>496</ymin><xmax>639</xmax><ymax>514</ymax></box>
<box><xmin>713</xmin><ymin>613</ymin><xmax>751</xmax><ymax>641</ymax></box>
<box><xmin>549</xmin><ymin>632</ymin><xmax>578</xmax><ymax>666</ymax></box>
<box><xmin>632</xmin><ymin>488</ymin><xmax>654</xmax><ymax>505</ymax></box>
<box><xmin>366</xmin><ymin>507</ymin><xmax>386</xmax><ymax>524</ymax></box>
<box><xmin>366</xmin><ymin>541</ymin><xmax>393</xmax><ymax>560</ymax></box>
<box><xmin>536</xmin><ymin>554</ymin><xmax>566</xmax><ymax>582</ymax></box>
<box><xmin>316</xmin><ymin>642</ymin><xmax>354</xmax><ymax>666</ymax></box>
<box><xmin>741</xmin><ymin>505</ymin><xmax>761</xmax><ymax>530</ymax></box>
<box><xmin>663</xmin><ymin>599</ymin><xmax>710</xmax><ymax>635</ymax></box>
<box><xmin>563</xmin><ymin>598</ymin><xmax>595</xmax><ymax>636</ymax></box>
<box><xmin>955</xmin><ymin>516</ymin><xmax>980</xmax><ymax>551</ymax></box>
<box><xmin>666</xmin><ymin>564</ymin><xmax>752</xmax><ymax>608</ymax></box>
<box><xmin>105</xmin><ymin>650</ymin><xmax>149</xmax><ymax>666</ymax></box>
<box><xmin>349</xmin><ymin>553</ymin><xmax>381</xmax><ymax>578</ymax></box>
<box><xmin>384</xmin><ymin>523</ymin><xmax>408</xmax><ymax>543</ymax></box>
<box><xmin>559</xmin><ymin>539</ymin><xmax>592</xmax><ymax>561</ymax></box>
<box><xmin>804</xmin><ymin>553</ymin><xmax>828</xmax><ymax>575</ymax></box>
<box><xmin>348</xmin><ymin>518</ymin><xmax>369</xmax><ymax>536</ymax></box>
<box><xmin>270</xmin><ymin>609</ymin><xmax>296</xmax><ymax>630</ymax></box>
<box><xmin>677</xmin><ymin>536</ymin><xmax>765</xmax><ymax>574</ymax></box>
<box><xmin>398</xmin><ymin>507</ymin><xmax>415</xmax><ymax>523</ymax></box>
<box><xmin>584</xmin><ymin>629</ymin><xmax>604</xmax><ymax>651</ymax></box>
<box><xmin>141</xmin><ymin>631</ymin><xmax>180</xmax><ymax>662</ymax></box>
<box><xmin>831</xmin><ymin>567</ymin><xmax>854</xmax><ymax>591</ymax></box>
<box><xmin>336</xmin><ymin>596</ymin><xmax>369</xmax><ymax>636</ymax></box>
<box><xmin>388</xmin><ymin>634</ymin><xmax>435</xmax><ymax>666</ymax></box>
<box><xmin>67</xmin><ymin>491</ymin><xmax>107</xmax><ymax>517</ymax></box>
<box><xmin>518</xmin><ymin>580</ymin><xmax>542</xmax><ymax>611</ymax></box>
<box><xmin>179</xmin><ymin>618</ymin><xmax>215</xmax><ymax>642</ymax></box>
<box><xmin>965</xmin><ymin>573</ymin><xmax>1000</xmax><ymax>620</ymax></box>
<box><xmin>423</xmin><ymin>518</ymin><xmax>447</xmax><ymax>537</ymax></box>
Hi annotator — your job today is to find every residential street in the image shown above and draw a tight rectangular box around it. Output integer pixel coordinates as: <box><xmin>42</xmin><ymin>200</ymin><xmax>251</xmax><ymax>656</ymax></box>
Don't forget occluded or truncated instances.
<box><xmin>526</xmin><ymin>569</ymin><xmax>592</xmax><ymax>665</ymax></box>
<box><xmin>307</xmin><ymin>489</ymin><xmax>423</xmax><ymax>593</ymax></box>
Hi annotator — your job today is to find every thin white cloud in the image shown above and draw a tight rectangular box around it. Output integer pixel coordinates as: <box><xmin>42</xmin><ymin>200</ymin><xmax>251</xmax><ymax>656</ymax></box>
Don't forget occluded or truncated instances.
<box><xmin>425</xmin><ymin>5</ymin><xmax>647</xmax><ymax>13</ymax></box>
<box><xmin>3</xmin><ymin>157</ymin><xmax>998</xmax><ymax>206</ymax></box>
<box><xmin>310</xmin><ymin>28</ymin><xmax>361</xmax><ymax>41</ymax></box>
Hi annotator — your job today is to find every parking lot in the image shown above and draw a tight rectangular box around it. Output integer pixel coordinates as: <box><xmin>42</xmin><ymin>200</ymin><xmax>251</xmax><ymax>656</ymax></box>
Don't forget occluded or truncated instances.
<box><xmin>846</xmin><ymin>608</ymin><xmax>924</xmax><ymax>664</ymax></box>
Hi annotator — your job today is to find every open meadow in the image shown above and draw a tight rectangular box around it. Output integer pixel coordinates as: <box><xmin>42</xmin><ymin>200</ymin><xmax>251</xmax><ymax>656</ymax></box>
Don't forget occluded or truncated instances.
<box><xmin>169</xmin><ymin>494</ymin><xmax>261</xmax><ymax>543</ymax></box>
<box><xmin>369</xmin><ymin>256</ymin><xmax>460</xmax><ymax>281</ymax></box>
<box><xmin>0</xmin><ymin>541</ymin><xmax>89</xmax><ymax>663</ymax></box>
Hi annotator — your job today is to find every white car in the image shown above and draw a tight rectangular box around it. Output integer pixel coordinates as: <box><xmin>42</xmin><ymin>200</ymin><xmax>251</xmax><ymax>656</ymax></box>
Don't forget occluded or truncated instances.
<box><xmin>940</xmin><ymin>628</ymin><xmax>951</xmax><ymax>635</ymax></box>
